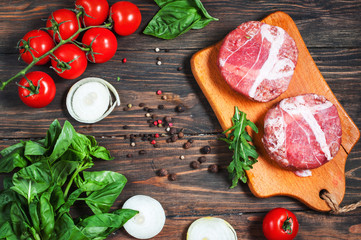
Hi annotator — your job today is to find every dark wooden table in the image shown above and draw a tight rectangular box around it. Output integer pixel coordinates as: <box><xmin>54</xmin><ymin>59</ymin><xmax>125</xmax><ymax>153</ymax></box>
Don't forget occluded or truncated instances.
<box><xmin>1</xmin><ymin>0</ymin><xmax>360</xmax><ymax>239</ymax></box>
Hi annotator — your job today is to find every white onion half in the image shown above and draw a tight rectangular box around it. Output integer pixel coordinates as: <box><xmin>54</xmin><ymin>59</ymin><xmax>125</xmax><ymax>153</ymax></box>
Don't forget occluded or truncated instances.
<box><xmin>122</xmin><ymin>195</ymin><xmax>166</xmax><ymax>239</ymax></box>
<box><xmin>187</xmin><ymin>217</ymin><xmax>237</xmax><ymax>240</ymax></box>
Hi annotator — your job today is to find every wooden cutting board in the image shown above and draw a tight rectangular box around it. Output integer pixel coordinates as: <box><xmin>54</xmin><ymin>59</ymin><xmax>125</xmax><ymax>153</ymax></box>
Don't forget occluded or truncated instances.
<box><xmin>190</xmin><ymin>11</ymin><xmax>360</xmax><ymax>211</ymax></box>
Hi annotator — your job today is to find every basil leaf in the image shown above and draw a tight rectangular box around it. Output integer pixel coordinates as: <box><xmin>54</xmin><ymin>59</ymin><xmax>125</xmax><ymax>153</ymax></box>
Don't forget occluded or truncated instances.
<box><xmin>0</xmin><ymin>147</ymin><xmax>28</xmax><ymax>173</ymax></box>
<box><xmin>52</xmin><ymin>160</ymin><xmax>78</xmax><ymax>186</ymax></box>
<box><xmin>44</xmin><ymin>119</ymin><xmax>62</xmax><ymax>149</ymax></box>
<box><xmin>77</xmin><ymin>209</ymin><xmax>138</xmax><ymax>239</ymax></box>
<box><xmin>48</xmin><ymin>121</ymin><xmax>75</xmax><ymax>163</ymax></box>
<box><xmin>91</xmin><ymin>146</ymin><xmax>113</xmax><ymax>161</ymax></box>
<box><xmin>0</xmin><ymin>142</ymin><xmax>24</xmax><ymax>157</ymax></box>
<box><xmin>11</xmin><ymin>161</ymin><xmax>52</xmax><ymax>203</ymax></box>
<box><xmin>40</xmin><ymin>190</ymin><xmax>55</xmax><ymax>239</ymax></box>
<box><xmin>154</xmin><ymin>0</ymin><xmax>172</xmax><ymax>8</ymax></box>
<box><xmin>144</xmin><ymin>1</ymin><xmax>202</xmax><ymax>39</ymax></box>
<box><xmin>49</xmin><ymin>185</ymin><xmax>65</xmax><ymax>212</ymax></box>
<box><xmin>10</xmin><ymin>201</ymin><xmax>30</xmax><ymax>237</ymax></box>
<box><xmin>54</xmin><ymin>214</ymin><xmax>89</xmax><ymax>240</ymax></box>
<box><xmin>0</xmin><ymin>221</ymin><xmax>17</xmax><ymax>239</ymax></box>
<box><xmin>29</xmin><ymin>200</ymin><xmax>41</xmax><ymax>234</ymax></box>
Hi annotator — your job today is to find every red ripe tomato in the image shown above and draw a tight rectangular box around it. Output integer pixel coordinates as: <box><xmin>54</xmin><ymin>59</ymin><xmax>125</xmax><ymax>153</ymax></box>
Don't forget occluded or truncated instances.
<box><xmin>82</xmin><ymin>28</ymin><xmax>117</xmax><ymax>63</ymax></box>
<box><xmin>18</xmin><ymin>71</ymin><xmax>56</xmax><ymax>108</ymax></box>
<box><xmin>263</xmin><ymin>208</ymin><xmax>299</xmax><ymax>240</ymax></box>
<box><xmin>75</xmin><ymin>0</ymin><xmax>109</xmax><ymax>27</ymax></box>
<box><xmin>46</xmin><ymin>9</ymin><xmax>80</xmax><ymax>42</ymax></box>
<box><xmin>51</xmin><ymin>44</ymin><xmax>87</xmax><ymax>79</ymax></box>
<box><xmin>19</xmin><ymin>30</ymin><xmax>55</xmax><ymax>65</ymax></box>
<box><xmin>110</xmin><ymin>1</ymin><xmax>141</xmax><ymax>36</ymax></box>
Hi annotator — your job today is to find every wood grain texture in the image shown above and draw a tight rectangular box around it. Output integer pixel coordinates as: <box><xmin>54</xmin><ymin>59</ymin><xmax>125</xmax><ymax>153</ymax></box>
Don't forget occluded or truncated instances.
<box><xmin>190</xmin><ymin>11</ymin><xmax>360</xmax><ymax>211</ymax></box>
<box><xmin>0</xmin><ymin>0</ymin><xmax>360</xmax><ymax>239</ymax></box>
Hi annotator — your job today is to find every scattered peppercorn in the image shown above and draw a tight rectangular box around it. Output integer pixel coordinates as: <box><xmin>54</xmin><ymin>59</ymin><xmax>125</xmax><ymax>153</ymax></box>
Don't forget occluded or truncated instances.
<box><xmin>155</xmin><ymin>133</ymin><xmax>160</xmax><ymax>138</ymax></box>
<box><xmin>171</xmin><ymin>135</ymin><xmax>178</xmax><ymax>142</ymax></box>
<box><xmin>156</xmin><ymin>57</ymin><xmax>162</xmax><ymax>61</ymax></box>
<box><xmin>178</xmin><ymin>132</ymin><xmax>184</xmax><ymax>139</ymax></box>
<box><xmin>130</xmin><ymin>142</ymin><xmax>136</xmax><ymax>147</ymax></box>
<box><xmin>201</xmin><ymin>145</ymin><xmax>211</xmax><ymax>154</ymax></box>
<box><xmin>157</xmin><ymin>119</ymin><xmax>163</xmax><ymax>124</ymax></box>
<box><xmin>123</xmin><ymin>125</ymin><xmax>130</xmax><ymax>129</ymax></box>
<box><xmin>122</xmin><ymin>58</ymin><xmax>127</xmax><ymax>63</ymax></box>
<box><xmin>126</xmin><ymin>153</ymin><xmax>133</xmax><ymax>158</ymax></box>
<box><xmin>161</xmin><ymin>95</ymin><xmax>167</xmax><ymax>100</ymax></box>
<box><xmin>127</xmin><ymin>103</ymin><xmax>132</xmax><ymax>108</ymax></box>
<box><xmin>165</xmin><ymin>49</ymin><xmax>170</xmax><ymax>52</ymax></box>
<box><xmin>164</xmin><ymin>116</ymin><xmax>172</xmax><ymax>123</ymax></box>
<box><xmin>157</xmin><ymin>168</ymin><xmax>168</xmax><ymax>176</ymax></box>
<box><xmin>166</xmin><ymin>138</ymin><xmax>171</xmax><ymax>143</ymax></box>
<box><xmin>168</xmin><ymin>173</ymin><xmax>177</xmax><ymax>181</ymax></box>
<box><xmin>156</xmin><ymin>90</ymin><xmax>162</xmax><ymax>95</ymax></box>
<box><xmin>179</xmin><ymin>155</ymin><xmax>185</xmax><ymax>160</ymax></box>
<box><xmin>143</xmin><ymin>107</ymin><xmax>149</xmax><ymax>111</ymax></box>
<box><xmin>139</xmin><ymin>150</ymin><xmax>147</xmax><ymax>155</ymax></box>
<box><xmin>190</xmin><ymin>161</ymin><xmax>201</xmax><ymax>169</ymax></box>
<box><xmin>156</xmin><ymin>60</ymin><xmax>162</xmax><ymax>65</ymax></box>
<box><xmin>145</xmin><ymin>113</ymin><xmax>151</xmax><ymax>117</ymax></box>
<box><xmin>123</xmin><ymin>107</ymin><xmax>129</xmax><ymax>111</ymax></box>
<box><xmin>151</xmin><ymin>114</ymin><xmax>158</xmax><ymax>119</ymax></box>
<box><xmin>183</xmin><ymin>142</ymin><xmax>192</xmax><ymax>149</ymax></box>
<box><xmin>154</xmin><ymin>143</ymin><xmax>160</xmax><ymax>148</ymax></box>
<box><xmin>151</xmin><ymin>140</ymin><xmax>156</xmax><ymax>145</ymax></box>
<box><xmin>158</xmin><ymin>104</ymin><xmax>164</xmax><ymax>110</ymax></box>
<box><xmin>153</xmin><ymin>121</ymin><xmax>158</xmax><ymax>126</ymax></box>
<box><xmin>158</xmin><ymin>123</ymin><xmax>163</xmax><ymax>128</ymax></box>
<box><xmin>208</xmin><ymin>164</ymin><xmax>219</xmax><ymax>173</ymax></box>
<box><xmin>147</xmin><ymin>108</ymin><xmax>154</xmax><ymax>113</ymax></box>
<box><xmin>155</xmin><ymin>47</ymin><xmax>160</xmax><ymax>52</ymax></box>
<box><xmin>177</xmin><ymin>66</ymin><xmax>183</xmax><ymax>71</ymax></box>
<box><xmin>188</xmin><ymin>139</ymin><xmax>194</xmax><ymax>144</ymax></box>
<box><xmin>165</xmin><ymin>127</ymin><xmax>171</xmax><ymax>132</ymax></box>
<box><xmin>198</xmin><ymin>156</ymin><xmax>207</xmax><ymax>163</ymax></box>
<box><xmin>168</xmin><ymin>127</ymin><xmax>176</xmax><ymax>135</ymax></box>
<box><xmin>139</xmin><ymin>103</ymin><xmax>145</xmax><ymax>107</ymax></box>
<box><xmin>175</xmin><ymin>105</ymin><xmax>185</xmax><ymax>112</ymax></box>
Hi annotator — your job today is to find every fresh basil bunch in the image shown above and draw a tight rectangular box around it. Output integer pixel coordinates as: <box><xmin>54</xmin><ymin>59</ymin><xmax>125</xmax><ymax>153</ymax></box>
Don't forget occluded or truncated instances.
<box><xmin>144</xmin><ymin>0</ymin><xmax>218</xmax><ymax>39</ymax></box>
<box><xmin>0</xmin><ymin>120</ymin><xmax>137</xmax><ymax>239</ymax></box>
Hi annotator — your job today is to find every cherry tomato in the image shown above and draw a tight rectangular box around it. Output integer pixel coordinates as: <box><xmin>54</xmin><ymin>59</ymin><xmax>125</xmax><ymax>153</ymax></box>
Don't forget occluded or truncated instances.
<box><xmin>75</xmin><ymin>0</ymin><xmax>109</xmax><ymax>27</ymax></box>
<box><xmin>110</xmin><ymin>1</ymin><xmax>141</xmax><ymax>36</ymax></box>
<box><xmin>82</xmin><ymin>28</ymin><xmax>117</xmax><ymax>63</ymax></box>
<box><xmin>263</xmin><ymin>208</ymin><xmax>299</xmax><ymax>240</ymax></box>
<box><xmin>18</xmin><ymin>71</ymin><xmax>56</xmax><ymax>108</ymax></box>
<box><xmin>51</xmin><ymin>44</ymin><xmax>87</xmax><ymax>79</ymax></box>
<box><xmin>46</xmin><ymin>9</ymin><xmax>80</xmax><ymax>42</ymax></box>
<box><xmin>19</xmin><ymin>30</ymin><xmax>55</xmax><ymax>65</ymax></box>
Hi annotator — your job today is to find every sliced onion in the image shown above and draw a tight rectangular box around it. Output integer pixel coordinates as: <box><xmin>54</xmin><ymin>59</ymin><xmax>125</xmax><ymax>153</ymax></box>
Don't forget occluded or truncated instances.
<box><xmin>187</xmin><ymin>217</ymin><xmax>237</xmax><ymax>240</ymax></box>
<box><xmin>122</xmin><ymin>195</ymin><xmax>166</xmax><ymax>239</ymax></box>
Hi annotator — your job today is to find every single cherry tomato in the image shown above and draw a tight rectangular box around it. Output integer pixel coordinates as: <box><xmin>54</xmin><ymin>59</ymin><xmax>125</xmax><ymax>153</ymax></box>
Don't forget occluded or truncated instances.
<box><xmin>110</xmin><ymin>1</ymin><xmax>141</xmax><ymax>36</ymax></box>
<box><xmin>18</xmin><ymin>30</ymin><xmax>55</xmax><ymax>65</ymax></box>
<box><xmin>82</xmin><ymin>28</ymin><xmax>117</xmax><ymax>63</ymax></box>
<box><xmin>75</xmin><ymin>0</ymin><xmax>109</xmax><ymax>27</ymax></box>
<box><xmin>18</xmin><ymin>71</ymin><xmax>56</xmax><ymax>108</ymax></box>
<box><xmin>51</xmin><ymin>44</ymin><xmax>87</xmax><ymax>79</ymax></box>
<box><xmin>46</xmin><ymin>9</ymin><xmax>80</xmax><ymax>42</ymax></box>
<box><xmin>263</xmin><ymin>208</ymin><xmax>299</xmax><ymax>240</ymax></box>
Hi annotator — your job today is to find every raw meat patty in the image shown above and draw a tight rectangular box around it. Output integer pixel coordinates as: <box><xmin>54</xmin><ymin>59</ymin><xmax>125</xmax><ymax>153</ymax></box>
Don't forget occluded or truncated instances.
<box><xmin>218</xmin><ymin>21</ymin><xmax>298</xmax><ymax>102</ymax></box>
<box><xmin>262</xmin><ymin>93</ymin><xmax>342</xmax><ymax>171</ymax></box>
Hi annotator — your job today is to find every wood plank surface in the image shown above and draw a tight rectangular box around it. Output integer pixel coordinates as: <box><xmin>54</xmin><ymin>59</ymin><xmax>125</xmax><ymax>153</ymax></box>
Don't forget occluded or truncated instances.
<box><xmin>0</xmin><ymin>0</ymin><xmax>360</xmax><ymax>239</ymax></box>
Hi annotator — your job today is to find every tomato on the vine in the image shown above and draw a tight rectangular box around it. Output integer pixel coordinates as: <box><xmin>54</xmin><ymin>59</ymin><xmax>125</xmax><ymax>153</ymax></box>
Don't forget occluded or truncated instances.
<box><xmin>263</xmin><ymin>208</ymin><xmax>299</xmax><ymax>240</ymax></box>
<box><xmin>18</xmin><ymin>71</ymin><xmax>56</xmax><ymax>108</ymax></box>
<box><xmin>46</xmin><ymin>9</ymin><xmax>80</xmax><ymax>42</ymax></box>
<box><xmin>18</xmin><ymin>30</ymin><xmax>55</xmax><ymax>65</ymax></box>
<box><xmin>75</xmin><ymin>0</ymin><xmax>109</xmax><ymax>27</ymax></box>
<box><xmin>110</xmin><ymin>1</ymin><xmax>141</xmax><ymax>36</ymax></box>
<box><xmin>82</xmin><ymin>28</ymin><xmax>117</xmax><ymax>63</ymax></box>
<box><xmin>51</xmin><ymin>44</ymin><xmax>87</xmax><ymax>79</ymax></box>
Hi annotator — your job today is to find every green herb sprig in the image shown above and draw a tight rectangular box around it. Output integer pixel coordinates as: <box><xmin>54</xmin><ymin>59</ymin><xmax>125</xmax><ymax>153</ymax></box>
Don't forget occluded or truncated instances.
<box><xmin>220</xmin><ymin>107</ymin><xmax>259</xmax><ymax>188</ymax></box>
<box><xmin>143</xmin><ymin>0</ymin><xmax>218</xmax><ymax>40</ymax></box>
<box><xmin>0</xmin><ymin>120</ymin><xmax>137</xmax><ymax>239</ymax></box>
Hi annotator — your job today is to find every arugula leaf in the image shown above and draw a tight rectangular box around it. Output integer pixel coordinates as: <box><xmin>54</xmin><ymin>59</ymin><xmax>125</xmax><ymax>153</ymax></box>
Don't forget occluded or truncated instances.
<box><xmin>220</xmin><ymin>107</ymin><xmax>259</xmax><ymax>188</ymax></box>
<box><xmin>144</xmin><ymin>0</ymin><xmax>218</xmax><ymax>39</ymax></box>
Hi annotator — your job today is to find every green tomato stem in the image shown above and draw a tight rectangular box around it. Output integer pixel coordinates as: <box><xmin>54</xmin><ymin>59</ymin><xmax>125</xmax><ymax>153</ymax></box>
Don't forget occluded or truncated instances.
<box><xmin>0</xmin><ymin>11</ymin><xmax>112</xmax><ymax>91</ymax></box>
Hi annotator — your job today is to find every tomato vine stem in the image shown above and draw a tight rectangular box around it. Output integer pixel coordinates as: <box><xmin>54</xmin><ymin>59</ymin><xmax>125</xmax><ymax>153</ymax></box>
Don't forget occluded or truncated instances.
<box><xmin>0</xmin><ymin>10</ymin><xmax>112</xmax><ymax>91</ymax></box>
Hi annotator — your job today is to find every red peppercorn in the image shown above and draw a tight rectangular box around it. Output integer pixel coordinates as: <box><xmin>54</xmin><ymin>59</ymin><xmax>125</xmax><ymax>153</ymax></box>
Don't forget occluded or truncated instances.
<box><xmin>151</xmin><ymin>140</ymin><xmax>156</xmax><ymax>145</ymax></box>
<box><xmin>155</xmin><ymin>133</ymin><xmax>160</xmax><ymax>138</ymax></box>
<box><xmin>168</xmin><ymin>123</ymin><xmax>173</xmax><ymax>127</ymax></box>
<box><xmin>157</xmin><ymin>119</ymin><xmax>163</xmax><ymax>124</ymax></box>
<box><xmin>153</xmin><ymin>121</ymin><xmax>158</xmax><ymax>126</ymax></box>
<box><xmin>122</xmin><ymin>58</ymin><xmax>127</xmax><ymax>63</ymax></box>
<box><xmin>156</xmin><ymin>90</ymin><xmax>162</xmax><ymax>95</ymax></box>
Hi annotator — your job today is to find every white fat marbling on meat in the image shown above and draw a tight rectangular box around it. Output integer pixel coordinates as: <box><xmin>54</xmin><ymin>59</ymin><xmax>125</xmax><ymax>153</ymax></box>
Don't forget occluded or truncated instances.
<box><xmin>280</xmin><ymin>95</ymin><xmax>333</xmax><ymax>160</ymax></box>
<box><xmin>248</xmin><ymin>24</ymin><xmax>295</xmax><ymax>98</ymax></box>
<box><xmin>294</xmin><ymin>169</ymin><xmax>312</xmax><ymax>177</ymax></box>
<box><xmin>264</xmin><ymin>111</ymin><xmax>286</xmax><ymax>155</ymax></box>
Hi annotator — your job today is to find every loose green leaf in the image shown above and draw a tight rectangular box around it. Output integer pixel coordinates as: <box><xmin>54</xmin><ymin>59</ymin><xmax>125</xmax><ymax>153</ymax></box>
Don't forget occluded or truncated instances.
<box><xmin>54</xmin><ymin>214</ymin><xmax>89</xmax><ymax>240</ymax></box>
<box><xmin>52</xmin><ymin>160</ymin><xmax>78</xmax><ymax>186</ymax></box>
<box><xmin>91</xmin><ymin>146</ymin><xmax>113</xmax><ymax>161</ymax></box>
<box><xmin>220</xmin><ymin>107</ymin><xmax>258</xmax><ymax>188</ymax></box>
<box><xmin>44</xmin><ymin>119</ymin><xmax>62</xmax><ymax>149</ymax></box>
<box><xmin>0</xmin><ymin>146</ymin><xmax>28</xmax><ymax>173</ymax></box>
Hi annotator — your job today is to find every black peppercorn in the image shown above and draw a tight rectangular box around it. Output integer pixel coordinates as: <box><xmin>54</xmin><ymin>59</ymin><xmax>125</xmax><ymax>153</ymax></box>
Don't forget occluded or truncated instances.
<box><xmin>123</xmin><ymin>125</ymin><xmax>130</xmax><ymax>129</ymax></box>
<box><xmin>147</xmin><ymin>108</ymin><xmax>154</xmax><ymax>113</ymax></box>
<box><xmin>158</xmin><ymin>104</ymin><xmax>164</xmax><ymax>110</ymax></box>
<box><xmin>157</xmin><ymin>168</ymin><xmax>168</xmax><ymax>176</ymax></box>
<box><xmin>139</xmin><ymin>150</ymin><xmax>147</xmax><ymax>155</ymax></box>
<box><xmin>208</xmin><ymin>164</ymin><xmax>219</xmax><ymax>173</ymax></box>
<box><xmin>166</xmin><ymin>138</ymin><xmax>171</xmax><ymax>143</ymax></box>
<box><xmin>178</xmin><ymin>132</ymin><xmax>184</xmax><ymax>139</ymax></box>
<box><xmin>164</xmin><ymin>116</ymin><xmax>172</xmax><ymax>123</ymax></box>
<box><xmin>188</xmin><ymin>138</ymin><xmax>194</xmax><ymax>144</ymax></box>
<box><xmin>126</xmin><ymin>153</ymin><xmax>133</xmax><ymax>158</ymax></box>
<box><xmin>139</xmin><ymin>103</ymin><xmax>145</xmax><ymax>107</ymax></box>
<box><xmin>168</xmin><ymin>173</ymin><xmax>177</xmax><ymax>181</ymax></box>
<box><xmin>190</xmin><ymin>161</ymin><xmax>201</xmax><ymax>169</ymax></box>
<box><xmin>175</xmin><ymin>105</ymin><xmax>185</xmax><ymax>113</ymax></box>
<box><xmin>123</xmin><ymin>107</ymin><xmax>129</xmax><ymax>111</ymax></box>
<box><xmin>171</xmin><ymin>135</ymin><xmax>178</xmax><ymax>142</ymax></box>
<box><xmin>201</xmin><ymin>145</ymin><xmax>211</xmax><ymax>154</ymax></box>
<box><xmin>154</xmin><ymin>143</ymin><xmax>160</xmax><ymax>148</ymax></box>
<box><xmin>177</xmin><ymin>66</ymin><xmax>183</xmax><ymax>71</ymax></box>
<box><xmin>169</xmin><ymin>127</ymin><xmax>177</xmax><ymax>135</ymax></box>
<box><xmin>183</xmin><ymin>142</ymin><xmax>192</xmax><ymax>149</ymax></box>
<box><xmin>143</xmin><ymin>107</ymin><xmax>149</xmax><ymax>111</ymax></box>
<box><xmin>198</xmin><ymin>156</ymin><xmax>207</xmax><ymax>163</ymax></box>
